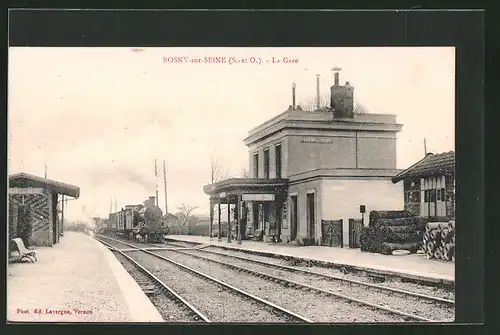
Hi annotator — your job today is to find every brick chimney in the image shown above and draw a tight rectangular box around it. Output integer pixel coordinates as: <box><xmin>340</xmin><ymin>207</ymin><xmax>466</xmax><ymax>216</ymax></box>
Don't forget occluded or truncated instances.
<box><xmin>330</xmin><ymin>67</ymin><xmax>354</xmax><ymax>119</ymax></box>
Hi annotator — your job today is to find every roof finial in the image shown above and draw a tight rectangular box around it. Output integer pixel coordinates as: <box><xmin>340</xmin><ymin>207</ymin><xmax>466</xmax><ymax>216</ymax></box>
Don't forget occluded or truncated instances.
<box><xmin>292</xmin><ymin>82</ymin><xmax>296</xmax><ymax>109</ymax></box>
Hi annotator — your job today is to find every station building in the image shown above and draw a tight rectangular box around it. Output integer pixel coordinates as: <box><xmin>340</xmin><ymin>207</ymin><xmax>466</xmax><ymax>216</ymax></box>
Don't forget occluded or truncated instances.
<box><xmin>204</xmin><ymin>69</ymin><xmax>404</xmax><ymax>247</ymax></box>
<box><xmin>391</xmin><ymin>151</ymin><xmax>455</xmax><ymax>220</ymax></box>
<box><xmin>8</xmin><ymin>173</ymin><xmax>80</xmax><ymax>246</ymax></box>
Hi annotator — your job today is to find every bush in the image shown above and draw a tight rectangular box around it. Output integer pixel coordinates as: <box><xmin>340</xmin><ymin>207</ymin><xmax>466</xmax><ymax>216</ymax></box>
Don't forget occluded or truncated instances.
<box><xmin>17</xmin><ymin>205</ymin><xmax>33</xmax><ymax>247</ymax></box>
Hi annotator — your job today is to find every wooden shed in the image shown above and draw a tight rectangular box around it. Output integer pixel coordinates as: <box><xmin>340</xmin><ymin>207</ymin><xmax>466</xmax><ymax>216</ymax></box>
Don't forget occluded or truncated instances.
<box><xmin>392</xmin><ymin>151</ymin><xmax>455</xmax><ymax>220</ymax></box>
<box><xmin>9</xmin><ymin>173</ymin><xmax>80</xmax><ymax>246</ymax></box>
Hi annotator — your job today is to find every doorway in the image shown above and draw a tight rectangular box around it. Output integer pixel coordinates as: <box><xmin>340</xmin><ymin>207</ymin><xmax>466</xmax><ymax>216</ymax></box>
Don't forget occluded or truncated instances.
<box><xmin>253</xmin><ymin>202</ymin><xmax>259</xmax><ymax>230</ymax></box>
<box><xmin>290</xmin><ymin>196</ymin><xmax>298</xmax><ymax>240</ymax></box>
<box><xmin>306</xmin><ymin>193</ymin><xmax>315</xmax><ymax>240</ymax></box>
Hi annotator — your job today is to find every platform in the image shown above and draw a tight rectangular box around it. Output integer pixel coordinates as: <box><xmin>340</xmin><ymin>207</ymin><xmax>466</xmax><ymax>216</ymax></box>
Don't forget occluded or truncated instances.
<box><xmin>164</xmin><ymin>235</ymin><xmax>455</xmax><ymax>286</ymax></box>
<box><xmin>7</xmin><ymin>231</ymin><xmax>164</xmax><ymax>323</ymax></box>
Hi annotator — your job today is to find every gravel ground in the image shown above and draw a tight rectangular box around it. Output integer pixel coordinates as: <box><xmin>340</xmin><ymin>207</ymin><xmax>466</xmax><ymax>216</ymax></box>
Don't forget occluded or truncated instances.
<box><xmin>125</xmin><ymin>251</ymin><xmax>292</xmax><ymax>323</ymax></box>
<box><xmin>113</xmin><ymin>252</ymin><xmax>196</xmax><ymax>323</ymax></box>
<box><xmin>100</xmin><ymin>235</ymin><xmax>455</xmax><ymax>300</ymax></box>
<box><xmin>202</xmin><ymin>246</ymin><xmax>456</xmax><ymax>301</ymax></box>
<box><xmin>154</xmin><ymin>250</ymin><xmax>408</xmax><ymax>323</ymax></box>
<box><xmin>178</xmin><ymin>249</ymin><xmax>454</xmax><ymax>322</ymax></box>
<box><xmin>164</xmin><ymin>241</ymin><xmax>200</xmax><ymax>248</ymax></box>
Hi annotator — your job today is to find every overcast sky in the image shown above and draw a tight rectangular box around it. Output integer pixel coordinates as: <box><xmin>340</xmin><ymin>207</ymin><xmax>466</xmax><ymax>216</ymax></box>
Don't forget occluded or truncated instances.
<box><xmin>8</xmin><ymin>47</ymin><xmax>455</xmax><ymax>222</ymax></box>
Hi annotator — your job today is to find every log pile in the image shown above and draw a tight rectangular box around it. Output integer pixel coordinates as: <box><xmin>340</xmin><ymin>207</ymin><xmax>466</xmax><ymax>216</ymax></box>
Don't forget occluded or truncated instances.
<box><xmin>359</xmin><ymin>210</ymin><xmax>423</xmax><ymax>255</ymax></box>
<box><xmin>422</xmin><ymin>221</ymin><xmax>455</xmax><ymax>261</ymax></box>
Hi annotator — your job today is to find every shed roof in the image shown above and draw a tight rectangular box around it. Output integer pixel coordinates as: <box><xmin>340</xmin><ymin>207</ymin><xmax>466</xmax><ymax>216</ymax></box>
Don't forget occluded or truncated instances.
<box><xmin>9</xmin><ymin>172</ymin><xmax>80</xmax><ymax>198</ymax></box>
<box><xmin>391</xmin><ymin>151</ymin><xmax>455</xmax><ymax>183</ymax></box>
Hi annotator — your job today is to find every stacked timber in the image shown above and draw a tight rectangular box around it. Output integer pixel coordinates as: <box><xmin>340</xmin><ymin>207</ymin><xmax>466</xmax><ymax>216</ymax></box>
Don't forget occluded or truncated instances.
<box><xmin>422</xmin><ymin>221</ymin><xmax>455</xmax><ymax>261</ymax></box>
<box><xmin>359</xmin><ymin>210</ymin><xmax>422</xmax><ymax>255</ymax></box>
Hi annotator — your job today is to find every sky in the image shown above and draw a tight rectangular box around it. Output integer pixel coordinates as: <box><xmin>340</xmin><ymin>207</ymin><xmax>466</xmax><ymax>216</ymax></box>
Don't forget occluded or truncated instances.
<box><xmin>8</xmin><ymin>47</ymin><xmax>455</xmax><ymax>222</ymax></box>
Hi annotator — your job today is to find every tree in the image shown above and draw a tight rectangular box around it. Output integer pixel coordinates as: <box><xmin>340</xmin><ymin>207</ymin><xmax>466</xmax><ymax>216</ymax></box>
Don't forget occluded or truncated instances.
<box><xmin>300</xmin><ymin>93</ymin><xmax>331</xmax><ymax>112</ymax></box>
<box><xmin>176</xmin><ymin>204</ymin><xmax>199</xmax><ymax>235</ymax></box>
<box><xmin>300</xmin><ymin>93</ymin><xmax>369</xmax><ymax>114</ymax></box>
<box><xmin>242</xmin><ymin>168</ymin><xmax>250</xmax><ymax>178</ymax></box>
<box><xmin>176</xmin><ymin>204</ymin><xmax>199</xmax><ymax>226</ymax></box>
<box><xmin>211</xmin><ymin>154</ymin><xmax>231</xmax><ymax>183</ymax></box>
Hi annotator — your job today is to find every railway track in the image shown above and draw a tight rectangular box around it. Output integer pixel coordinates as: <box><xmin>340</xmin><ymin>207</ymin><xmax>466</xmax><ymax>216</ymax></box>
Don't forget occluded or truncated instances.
<box><xmin>156</xmin><ymin>241</ymin><xmax>454</xmax><ymax>322</ymax></box>
<box><xmin>97</xmin><ymin>236</ymin><xmax>312</xmax><ymax>323</ymax></box>
<box><xmin>98</xmin><ymin>235</ymin><xmax>449</xmax><ymax>322</ymax></box>
<box><xmin>162</xmin><ymin>240</ymin><xmax>454</xmax><ymax>297</ymax></box>
<box><xmin>162</xmin><ymin>241</ymin><xmax>454</xmax><ymax>306</ymax></box>
<box><xmin>98</xmin><ymin>238</ymin><xmax>210</xmax><ymax>322</ymax></box>
<box><xmin>159</xmin><ymin>247</ymin><xmax>453</xmax><ymax>322</ymax></box>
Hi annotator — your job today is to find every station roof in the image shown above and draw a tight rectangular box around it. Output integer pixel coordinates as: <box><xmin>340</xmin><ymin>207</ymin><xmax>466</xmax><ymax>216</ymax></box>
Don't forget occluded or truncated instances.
<box><xmin>203</xmin><ymin>178</ymin><xmax>288</xmax><ymax>199</ymax></box>
<box><xmin>243</xmin><ymin>107</ymin><xmax>403</xmax><ymax>147</ymax></box>
<box><xmin>391</xmin><ymin>151</ymin><xmax>455</xmax><ymax>183</ymax></box>
<box><xmin>9</xmin><ymin>172</ymin><xmax>80</xmax><ymax>198</ymax></box>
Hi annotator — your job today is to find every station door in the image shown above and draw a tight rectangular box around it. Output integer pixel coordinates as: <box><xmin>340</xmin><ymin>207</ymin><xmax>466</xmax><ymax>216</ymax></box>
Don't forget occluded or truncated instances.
<box><xmin>348</xmin><ymin>219</ymin><xmax>364</xmax><ymax>248</ymax></box>
<box><xmin>321</xmin><ymin>219</ymin><xmax>343</xmax><ymax>247</ymax></box>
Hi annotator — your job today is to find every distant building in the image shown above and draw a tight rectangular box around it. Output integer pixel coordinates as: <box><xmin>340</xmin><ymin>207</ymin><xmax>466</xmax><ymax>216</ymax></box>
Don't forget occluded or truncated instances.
<box><xmin>204</xmin><ymin>69</ymin><xmax>404</xmax><ymax>246</ymax></box>
<box><xmin>392</xmin><ymin>151</ymin><xmax>455</xmax><ymax>220</ymax></box>
<box><xmin>9</xmin><ymin>173</ymin><xmax>80</xmax><ymax>246</ymax></box>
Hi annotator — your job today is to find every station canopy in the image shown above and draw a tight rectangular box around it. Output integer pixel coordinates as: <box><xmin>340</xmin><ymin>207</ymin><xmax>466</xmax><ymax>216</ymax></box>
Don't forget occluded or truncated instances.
<box><xmin>9</xmin><ymin>172</ymin><xmax>80</xmax><ymax>198</ymax></box>
<box><xmin>203</xmin><ymin>178</ymin><xmax>288</xmax><ymax>202</ymax></box>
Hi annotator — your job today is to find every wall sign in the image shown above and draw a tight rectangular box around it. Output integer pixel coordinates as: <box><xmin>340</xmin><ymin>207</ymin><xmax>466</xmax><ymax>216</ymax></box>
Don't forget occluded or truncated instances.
<box><xmin>301</xmin><ymin>137</ymin><xmax>333</xmax><ymax>144</ymax></box>
<box><xmin>242</xmin><ymin>194</ymin><xmax>275</xmax><ymax>201</ymax></box>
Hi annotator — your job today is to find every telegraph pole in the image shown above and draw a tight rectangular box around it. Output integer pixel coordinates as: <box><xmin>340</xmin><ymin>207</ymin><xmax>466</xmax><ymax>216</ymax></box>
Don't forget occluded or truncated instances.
<box><xmin>163</xmin><ymin>160</ymin><xmax>168</xmax><ymax>214</ymax></box>
<box><xmin>44</xmin><ymin>162</ymin><xmax>47</xmax><ymax>179</ymax></box>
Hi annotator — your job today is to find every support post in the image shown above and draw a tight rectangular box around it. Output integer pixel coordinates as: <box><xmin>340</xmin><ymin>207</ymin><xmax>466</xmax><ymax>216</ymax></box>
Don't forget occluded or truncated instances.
<box><xmin>237</xmin><ymin>194</ymin><xmax>242</xmax><ymax>244</ymax></box>
<box><xmin>61</xmin><ymin>195</ymin><xmax>64</xmax><ymax>238</ymax></box>
<box><xmin>227</xmin><ymin>199</ymin><xmax>232</xmax><ymax>243</ymax></box>
<box><xmin>217</xmin><ymin>198</ymin><xmax>222</xmax><ymax>242</ymax></box>
<box><xmin>209</xmin><ymin>199</ymin><xmax>213</xmax><ymax>239</ymax></box>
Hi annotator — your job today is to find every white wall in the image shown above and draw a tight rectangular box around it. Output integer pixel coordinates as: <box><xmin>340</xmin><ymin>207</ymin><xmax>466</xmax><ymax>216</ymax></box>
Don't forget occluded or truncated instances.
<box><xmin>321</xmin><ymin>179</ymin><xmax>404</xmax><ymax>246</ymax></box>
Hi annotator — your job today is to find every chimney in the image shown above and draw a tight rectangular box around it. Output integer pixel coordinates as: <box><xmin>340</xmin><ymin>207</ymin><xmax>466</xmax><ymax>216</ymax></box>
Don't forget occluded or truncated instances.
<box><xmin>292</xmin><ymin>82</ymin><xmax>296</xmax><ymax>109</ymax></box>
<box><xmin>145</xmin><ymin>196</ymin><xmax>156</xmax><ymax>207</ymax></box>
<box><xmin>330</xmin><ymin>66</ymin><xmax>354</xmax><ymax>119</ymax></box>
<box><xmin>332</xmin><ymin>66</ymin><xmax>341</xmax><ymax>86</ymax></box>
<box><xmin>316</xmin><ymin>74</ymin><xmax>320</xmax><ymax>110</ymax></box>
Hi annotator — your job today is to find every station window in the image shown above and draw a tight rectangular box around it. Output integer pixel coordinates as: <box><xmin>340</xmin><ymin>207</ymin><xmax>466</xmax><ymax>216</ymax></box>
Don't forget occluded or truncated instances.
<box><xmin>263</xmin><ymin>148</ymin><xmax>270</xmax><ymax>179</ymax></box>
<box><xmin>253</xmin><ymin>153</ymin><xmax>259</xmax><ymax>178</ymax></box>
<box><xmin>430</xmin><ymin>189</ymin><xmax>436</xmax><ymax>202</ymax></box>
<box><xmin>275</xmin><ymin>143</ymin><xmax>282</xmax><ymax>179</ymax></box>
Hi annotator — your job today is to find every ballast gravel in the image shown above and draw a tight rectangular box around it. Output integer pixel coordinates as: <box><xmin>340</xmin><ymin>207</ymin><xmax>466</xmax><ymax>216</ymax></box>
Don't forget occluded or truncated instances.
<box><xmin>114</xmin><ymin>253</ymin><xmax>196</xmax><ymax>323</ymax></box>
<box><xmin>154</xmin><ymin>250</ymin><xmax>408</xmax><ymax>323</ymax></box>
<box><xmin>125</xmin><ymin>251</ymin><xmax>291</xmax><ymax>323</ymax></box>
<box><xmin>202</xmin><ymin>246</ymin><xmax>456</xmax><ymax>301</ymax></box>
<box><xmin>178</xmin><ymin>249</ymin><xmax>455</xmax><ymax>322</ymax></box>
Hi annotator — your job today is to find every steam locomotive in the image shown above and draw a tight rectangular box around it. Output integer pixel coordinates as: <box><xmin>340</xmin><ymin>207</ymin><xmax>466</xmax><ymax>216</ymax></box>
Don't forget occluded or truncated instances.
<box><xmin>106</xmin><ymin>196</ymin><xmax>168</xmax><ymax>243</ymax></box>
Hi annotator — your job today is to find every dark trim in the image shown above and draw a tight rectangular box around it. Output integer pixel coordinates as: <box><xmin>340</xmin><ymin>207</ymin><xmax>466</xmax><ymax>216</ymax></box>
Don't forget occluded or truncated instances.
<box><xmin>9</xmin><ymin>173</ymin><xmax>80</xmax><ymax>198</ymax></box>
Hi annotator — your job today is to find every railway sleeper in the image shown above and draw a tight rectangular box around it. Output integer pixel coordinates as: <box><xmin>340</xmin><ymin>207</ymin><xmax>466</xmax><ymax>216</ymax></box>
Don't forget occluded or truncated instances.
<box><xmin>171</xmin><ymin>250</ymin><xmax>437</xmax><ymax>322</ymax></box>
<box><xmin>189</xmin><ymin>248</ymin><xmax>453</xmax><ymax>306</ymax></box>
